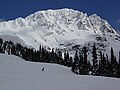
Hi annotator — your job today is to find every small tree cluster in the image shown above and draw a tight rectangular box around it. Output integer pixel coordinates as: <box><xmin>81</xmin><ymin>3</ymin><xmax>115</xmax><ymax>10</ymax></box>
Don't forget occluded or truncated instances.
<box><xmin>71</xmin><ymin>44</ymin><xmax>120</xmax><ymax>78</ymax></box>
<box><xmin>72</xmin><ymin>46</ymin><xmax>90</xmax><ymax>75</ymax></box>
<box><xmin>0</xmin><ymin>38</ymin><xmax>72</xmax><ymax>67</ymax></box>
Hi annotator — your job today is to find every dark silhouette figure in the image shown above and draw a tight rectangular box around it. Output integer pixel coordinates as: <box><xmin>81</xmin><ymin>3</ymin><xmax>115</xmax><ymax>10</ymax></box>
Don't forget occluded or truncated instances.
<box><xmin>42</xmin><ymin>67</ymin><xmax>45</xmax><ymax>71</ymax></box>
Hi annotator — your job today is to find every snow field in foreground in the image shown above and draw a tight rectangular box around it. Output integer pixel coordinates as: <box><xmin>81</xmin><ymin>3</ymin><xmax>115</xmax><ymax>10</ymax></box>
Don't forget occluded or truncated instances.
<box><xmin>0</xmin><ymin>54</ymin><xmax>120</xmax><ymax>90</ymax></box>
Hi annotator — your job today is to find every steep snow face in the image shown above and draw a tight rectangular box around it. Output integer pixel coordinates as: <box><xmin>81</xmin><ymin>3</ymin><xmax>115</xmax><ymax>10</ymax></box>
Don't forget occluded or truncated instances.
<box><xmin>0</xmin><ymin>8</ymin><xmax>119</xmax><ymax>55</ymax></box>
<box><xmin>0</xmin><ymin>54</ymin><xmax>120</xmax><ymax>90</ymax></box>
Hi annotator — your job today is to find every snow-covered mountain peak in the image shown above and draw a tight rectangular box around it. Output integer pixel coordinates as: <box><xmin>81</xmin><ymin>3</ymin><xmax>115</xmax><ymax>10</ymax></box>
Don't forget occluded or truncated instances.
<box><xmin>0</xmin><ymin>8</ymin><xmax>119</xmax><ymax>57</ymax></box>
<box><xmin>25</xmin><ymin>8</ymin><xmax>84</xmax><ymax>26</ymax></box>
<box><xmin>0</xmin><ymin>8</ymin><xmax>117</xmax><ymax>34</ymax></box>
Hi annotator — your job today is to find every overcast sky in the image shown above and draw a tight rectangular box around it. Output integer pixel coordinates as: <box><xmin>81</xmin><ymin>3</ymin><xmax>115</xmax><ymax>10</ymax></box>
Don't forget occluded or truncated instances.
<box><xmin>0</xmin><ymin>0</ymin><xmax>120</xmax><ymax>31</ymax></box>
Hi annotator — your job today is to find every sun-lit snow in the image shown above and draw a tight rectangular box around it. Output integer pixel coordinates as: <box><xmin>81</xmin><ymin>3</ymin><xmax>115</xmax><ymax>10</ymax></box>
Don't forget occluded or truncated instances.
<box><xmin>0</xmin><ymin>8</ymin><xmax>120</xmax><ymax>59</ymax></box>
<box><xmin>0</xmin><ymin>54</ymin><xmax>120</xmax><ymax>90</ymax></box>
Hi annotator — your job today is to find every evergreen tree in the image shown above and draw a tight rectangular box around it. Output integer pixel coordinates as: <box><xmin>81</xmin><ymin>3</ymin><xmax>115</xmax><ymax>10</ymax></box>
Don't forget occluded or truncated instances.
<box><xmin>114</xmin><ymin>56</ymin><xmax>119</xmax><ymax>77</ymax></box>
<box><xmin>45</xmin><ymin>50</ymin><xmax>51</xmax><ymax>63</ymax></box>
<box><xmin>63</xmin><ymin>52</ymin><xmax>67</xmax><ymax>66</ymax></box>
<box><xmin>39</xmin><ymin>45</ymin><xmax>42</xmax><ymax>52</ymax></box>
<box><xmin>87</xmin><ymin>61</ymin><xmax>92</xmax><ymax>75</ymax></box>
<box><xmin>0</xmin><ymin>45</ymin><xmax>3</xmax><ymax>53</ymax></box>
<box><xmin>64</xmin><ymin>52</ymin><xmax>72</xmax><ymax>67</ymax></box>
<box><xmin>7</xmin><ymin>44</ymin><xmax>11</xmax><ymax>55</ymax></box>
<box><xmin>105</xmin><ymin>54</ymin><xmax>110</xmax><ymax>77</ymax></box>
<box><xmin>53</xmin><ymin>51</ymin><xmax>59</xmax><ymax>64</ymax></box>
<box><xmin>21</xmin><ymin>47</ymin><xmax>26</xmax><ymax>59</ymax></box>
<box><xmin>36</xmin><ymin>50</ymin><xmax>41</xmax><ymax>62</ymax></box>
<box><xmin>92</xmin><ymin>43</ymin><xmax>98</xmax><ymax>75</ymax></box>
<box><xmin>41</xmin><ymin>46</ymin><xmax>46</xmax><ymax>62</ymax></box>
<box><xmin>110</xmin><ymin>47</ymin><xmax>118</xmax><ymax>77</ymax></box>
<box><xmin>71</xmin><ymin>51</ymin><xmax>79</xmax><ymax>74</ymax></box>
<box><xmin>69</xmin><ymin>57</ymin><xmax>72</xmax><ymax>67</ymax></box>
<box><xmin>102</xmin><ymin>54</ymin><xmax>107</xmax><ymax>76</ymax></box>
<box><xmin>110</xmin><ymin>47</ymin><xmax>114</xmax><ymax>77</ymax></box>
<box><xmin>66</xmin><ymin>52</ymin><xmax>71</xmax><ymax>67</ymax></box>
<box><xmin>50</xmin><ymin>48</ymin><xmax>54</xmax><ymax>63</ymax></box>
<box><xmin>79</xmin><ymin>53</ymin><xmax>84</xmax><ymax>75</ymax></box>
<box><xmin>83</xmin><ymin>46</ymin><xmax>89</xmax><ymax>75</ymax></box>
<box><xmin>0</xmin><ymin>38</ymin><xmax>3</xmax><ymax>53</ymax></box>
<box><xmin>57</xmin><ymin>50</ymin><xmax>63</xmax><ymax>64</ymax></box>
<box><xmin>0</xmin><ymin>38</ymin><xmax>3</xmax><ymax>46</ymax></box>
<box><xmin>99</xmin><ymin>51</ymin><xmax>103</xmax><ymax>76</ymax></box>
<box><xmin>3</xmin><ymin>41</ymin><xmax>7</xmax><ymax>53</ymax></box>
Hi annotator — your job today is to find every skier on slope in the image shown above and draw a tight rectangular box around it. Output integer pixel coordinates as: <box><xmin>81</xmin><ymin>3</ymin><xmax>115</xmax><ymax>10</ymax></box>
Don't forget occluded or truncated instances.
<box><xmin>42</xmin><ymin>67</ymin><xmax>45</xmax><ymax>71</ymax></box>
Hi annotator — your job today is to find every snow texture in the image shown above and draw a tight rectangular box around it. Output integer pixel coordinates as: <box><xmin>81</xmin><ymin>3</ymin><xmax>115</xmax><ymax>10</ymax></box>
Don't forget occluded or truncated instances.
<box><xmin>0</xmin><ymin>8</ymin><xmax>120</xmax><ymax>58</ymax></box>
<box><xmin>0</xmin><ymin>54</ymin><xmax>120</xmax><ymax>90</ymax></box>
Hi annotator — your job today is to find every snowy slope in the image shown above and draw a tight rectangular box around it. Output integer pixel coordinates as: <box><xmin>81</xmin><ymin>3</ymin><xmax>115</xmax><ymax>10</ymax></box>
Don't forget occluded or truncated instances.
<box><xmin>0</xmin><ymin>8</ymin><xmax>120</xmax><ymax>58</ymax></box>
<box><xmin>0</xmin><ymin>54</ymin><xmax>120</xmax><ymax>90</ymax></box>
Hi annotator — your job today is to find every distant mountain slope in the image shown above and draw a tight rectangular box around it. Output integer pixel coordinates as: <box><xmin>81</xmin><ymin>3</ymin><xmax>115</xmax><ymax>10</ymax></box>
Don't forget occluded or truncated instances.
<box><xmin>0</xmin><ymin>54</ymin><xmax>120</xmax><ymax>90</ymax></box>
<box><xmin>0</xmin><ymin>8</ymin><xmax>120</xmax><ymax>58</ymax></box>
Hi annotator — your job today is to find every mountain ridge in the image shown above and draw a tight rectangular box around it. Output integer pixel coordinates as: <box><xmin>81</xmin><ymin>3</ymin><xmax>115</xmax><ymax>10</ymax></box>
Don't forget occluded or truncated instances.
<box><xmin>0</xmin><ymin>8</ymin><xmax>117</xmax><ymax>34</ymax></box>
<box><xmin>0</xmin><ymin>8</ymin><xmax>120</xmax><ymax>59</ymax></box>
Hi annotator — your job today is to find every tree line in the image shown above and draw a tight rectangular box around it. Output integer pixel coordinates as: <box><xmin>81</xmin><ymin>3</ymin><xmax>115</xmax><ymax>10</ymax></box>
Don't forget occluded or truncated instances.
<box><xmin>72</xmin><ymin>44</ymin><xmax>120</xmax><ymax>78</ymax></box>
<box><xmin>0</xmin><ymin>38</ymin><xmax>120</xmax><ymax>78</ymax></box>
<box><xmin>0</xmin><ymin>38</ymin><xmax>72</xmax><ymax>66</ymax></box>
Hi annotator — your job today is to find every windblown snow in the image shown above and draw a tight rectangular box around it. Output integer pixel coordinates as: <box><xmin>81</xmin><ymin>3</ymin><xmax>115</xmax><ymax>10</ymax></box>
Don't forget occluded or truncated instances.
<box><xmin>0</xmin><ymin>54</ymin><xmax>120</xmax><ymax>90</ymax></box>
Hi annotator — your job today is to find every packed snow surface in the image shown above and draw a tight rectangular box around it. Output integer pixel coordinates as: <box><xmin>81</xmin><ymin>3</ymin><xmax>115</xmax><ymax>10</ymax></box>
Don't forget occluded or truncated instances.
<box><xmin>0</xmin><ymin>54</ymin><xmax>120</xmax><ymax>90</ymax></box>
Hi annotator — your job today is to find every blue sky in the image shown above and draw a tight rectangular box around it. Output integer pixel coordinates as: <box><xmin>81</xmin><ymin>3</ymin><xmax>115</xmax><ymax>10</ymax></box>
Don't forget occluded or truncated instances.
<box><xmin>0</xmin><ymin>0</ymin><xmax>120</xmax><ymax>32</ymax></box>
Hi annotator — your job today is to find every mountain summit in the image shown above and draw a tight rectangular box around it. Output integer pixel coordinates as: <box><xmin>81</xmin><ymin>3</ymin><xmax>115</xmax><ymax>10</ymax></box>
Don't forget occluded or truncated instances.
<box><xmin>0</xmin><ymin>8</ymin><xmax>120</xmax><ymax>57</ymax></box>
